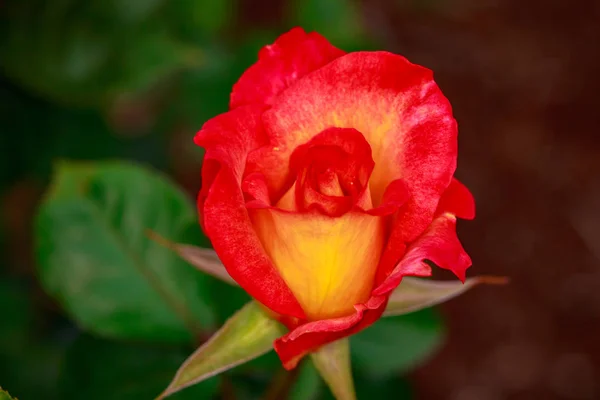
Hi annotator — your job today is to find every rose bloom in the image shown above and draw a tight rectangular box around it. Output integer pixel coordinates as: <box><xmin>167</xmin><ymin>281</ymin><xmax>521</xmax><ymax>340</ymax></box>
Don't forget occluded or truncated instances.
<box><xmin>196</xmin><ymin>28</ymin><xmax>474</xmax><ymax>369</ymax></box>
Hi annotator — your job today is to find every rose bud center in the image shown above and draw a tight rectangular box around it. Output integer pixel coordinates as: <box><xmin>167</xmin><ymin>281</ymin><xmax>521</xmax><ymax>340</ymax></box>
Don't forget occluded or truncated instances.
<box><xmin>248</xmin><ymin>128</ymin><xmax>386</xmax><ymax>320</ymax></box>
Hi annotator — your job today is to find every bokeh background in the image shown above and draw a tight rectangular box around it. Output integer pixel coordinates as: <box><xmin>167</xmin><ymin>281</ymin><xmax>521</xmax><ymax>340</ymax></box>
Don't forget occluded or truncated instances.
<box><xmin>2</xmin><ymin>0</ymin><xmax>599</xmax><ymax>399</ymax></box>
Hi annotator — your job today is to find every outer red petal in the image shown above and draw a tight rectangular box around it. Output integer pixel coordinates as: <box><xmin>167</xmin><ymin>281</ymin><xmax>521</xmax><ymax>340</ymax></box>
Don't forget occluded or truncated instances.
<box><xmin>195</xmin><ymin>105</ymin><xmax>305</xmax><ymax>318</ymax></box>
<box><xmin>435</xmin><ymin>177</ymin><xmax>476</xmax><ymax>220</ymax></box>
<box><xmin>230</xmin><ymin>27</ymin><xmax>345</xmax><ymax>109</ymax></box>
<box><xmin>274</xmin><ymin>295</ymin><xmax>388</xmax><ymax>369</ymax></box>
<box><xmin>373</xmin><ymin>213</ymin><xmax>472</xmax><ymax>296</ymax></box>
<box><xmin>253</xmin><ymin>51</ymin><xmax>457</xmax><ymax>243</ymax></box>
<box><xmin>374</xmin><ymin>177</ymin><xmax>474</xmax><ymax>284</ymax></box>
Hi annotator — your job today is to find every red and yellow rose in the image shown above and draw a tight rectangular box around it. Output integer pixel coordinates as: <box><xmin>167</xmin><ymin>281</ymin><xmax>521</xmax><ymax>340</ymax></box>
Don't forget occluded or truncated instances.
<box><xmin>195</xmin><ymin>27</ymin><xmax>474</xmax><ymax>369</ymax></box>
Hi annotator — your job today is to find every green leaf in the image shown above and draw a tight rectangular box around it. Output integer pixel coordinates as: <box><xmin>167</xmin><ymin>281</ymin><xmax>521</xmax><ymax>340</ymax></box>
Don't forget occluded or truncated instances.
<box><xmin>35</xmin><ymin>161</ymin><xmax>216</xmax><ymax>343</ymax></box>
<box><xmin>384</xmin><ymin>276</ymin><xmax>508</xmax><ymax>317</ymax></box>
<box><xmin>311</xmin><ymin>339</ymin><xmax>356</xmax><ymax>400</ymax></box>
<box><xmin>160</xmin><ymin>301</ymin><xmax>286</xmax><ymax>399</ymax></box>
<box><xmin>350</xmin><ymin>308</ymin><xmax>444</xmax><ymax>379</ymax></box>
<box><xmin>0</xmin><ymin>387</ymin><xmax>17</xmax><ymax>400</ymax></box>
<box><xmin>58</xmin><ymin>334</ymin><xmax>219</xmax><ymax>400</ymax></box>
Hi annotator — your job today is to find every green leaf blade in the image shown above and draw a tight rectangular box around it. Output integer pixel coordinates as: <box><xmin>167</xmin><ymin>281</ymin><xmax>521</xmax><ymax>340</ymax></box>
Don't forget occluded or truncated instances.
<box><xmin>36</xmin><ymin>161</ymin><xmax>216</xmax><ymax>343</ymax></box>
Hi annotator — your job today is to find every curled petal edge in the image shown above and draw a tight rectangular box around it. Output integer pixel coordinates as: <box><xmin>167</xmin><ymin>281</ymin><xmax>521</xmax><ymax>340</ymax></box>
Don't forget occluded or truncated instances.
<box><xmin>373</xmin><ymin>213</ymin><xmax>471</xmax><ymax>296</ymax></box>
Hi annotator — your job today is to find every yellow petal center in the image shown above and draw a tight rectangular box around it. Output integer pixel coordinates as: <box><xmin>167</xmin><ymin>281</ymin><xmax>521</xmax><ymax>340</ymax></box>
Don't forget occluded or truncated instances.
<box><xmin>250</xmin><ymin>200</ymin><xmax>385</xmax><ymax>320</ymax></box>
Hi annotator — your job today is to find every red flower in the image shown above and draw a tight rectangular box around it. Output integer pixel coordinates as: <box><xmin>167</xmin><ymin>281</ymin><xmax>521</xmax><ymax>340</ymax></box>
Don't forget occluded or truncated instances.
<box><xmin>195</xmin><ymin>27</ymin><xmax>474</xmax><ymax>369</ymax></box>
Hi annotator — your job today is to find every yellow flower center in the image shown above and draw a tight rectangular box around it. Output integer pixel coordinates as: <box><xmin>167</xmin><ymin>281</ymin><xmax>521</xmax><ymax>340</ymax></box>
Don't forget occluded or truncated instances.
<box><xmin>250</xmin><ymin>184</ymin><xmax>385</xmax><ymax>321</ymax></box>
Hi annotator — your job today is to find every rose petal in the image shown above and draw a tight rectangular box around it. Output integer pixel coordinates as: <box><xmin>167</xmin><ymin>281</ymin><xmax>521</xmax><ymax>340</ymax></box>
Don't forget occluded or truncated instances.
<box><xmin>253</xmin><ymin>51</ymin><xmax>457</xmax><ymax>243</ymax></box>
<box><xmin>365</xmin><ymin>179</ymin><xmax>410</xmax><ymax>216</ymax></box>
<box><xmin>242</xmin><ymin>172</ymin><xmax>272</xmax><ymax>206</ymax></box>
<box><xmin>435</xmin><ymin>177</ymin><xmax>476</xmax><ymax>219</ymax></box>
<box><xmin>274</xmin><ymin>296</ymin><xmax>388</xmax><ymax>370</ymax></box>
<box><xmin>374</xmin><ymin>176</ymin><xmax>473</xmax><ymax>283</ymax></box>
<box><xmin>230</xmin><ymin>27</ymin><xmax>345</xmax><ymax>109</ymax></box>
<box><xmin>373</xmin><ymin>213</ymin><xmax>472</xmax><ymax>296</ymax></box>
<box><xmin>290</xmin><ymin>127</ymin><xmax>375</xmax><ymax>216</ymax></box>
<box><xmin>250</xmin><ymin>208</ymin><xmax>385</xmax><ymax>321</ymax></box>
<box><xmin>195</xmin><ymin>105</ymin><xmax>305</xmax><ymax>318</ymax></box>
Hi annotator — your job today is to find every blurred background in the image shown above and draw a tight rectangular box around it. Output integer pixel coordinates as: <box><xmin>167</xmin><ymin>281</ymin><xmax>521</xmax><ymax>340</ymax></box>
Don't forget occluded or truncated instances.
<box><xmin>1</xmin><ymin>0</ymin><xmax>599</xmax><ymax>399</ymax></box>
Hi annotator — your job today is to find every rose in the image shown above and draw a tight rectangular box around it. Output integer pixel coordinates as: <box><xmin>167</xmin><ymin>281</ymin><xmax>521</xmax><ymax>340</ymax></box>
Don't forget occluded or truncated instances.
<box><xmin>196</xmin><ymin>27</ymin><xmax>474</xmax><ymax>369</ymax></box>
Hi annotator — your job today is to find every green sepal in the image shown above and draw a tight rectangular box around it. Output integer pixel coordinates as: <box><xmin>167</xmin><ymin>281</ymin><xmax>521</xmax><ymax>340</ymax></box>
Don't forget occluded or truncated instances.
<box><xmin>159</xmin><ymin>301</ymin><xmax>286</xmax><ymax>399</ymax></box>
